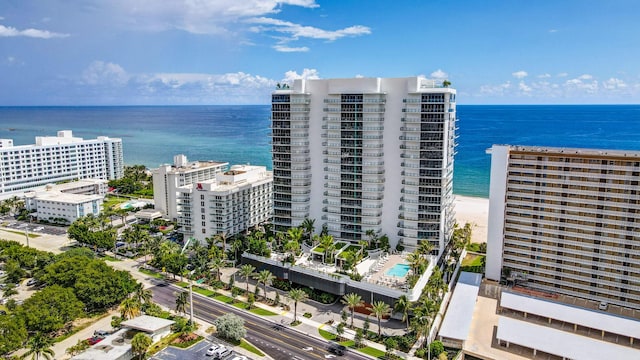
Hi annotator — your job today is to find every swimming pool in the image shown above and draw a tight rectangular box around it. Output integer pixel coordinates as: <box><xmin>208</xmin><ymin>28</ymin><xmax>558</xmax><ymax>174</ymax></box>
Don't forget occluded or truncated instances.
<box><xmin>386</xmin><ymin>263</ymin><xmax>410</xmax><ymax>277</ymax></box>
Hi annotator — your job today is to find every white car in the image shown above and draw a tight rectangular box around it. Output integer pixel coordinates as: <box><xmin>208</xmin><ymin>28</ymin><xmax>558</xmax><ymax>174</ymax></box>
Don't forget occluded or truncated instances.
<box><xmin>231</xmin><ymin>356</ymin><xmax>247</xmax><ymax>360</ymax></box>
<box><xmin>206</xmin><ymin>344</ymin><xmax>225</xmax><ymax>356</ymax></box>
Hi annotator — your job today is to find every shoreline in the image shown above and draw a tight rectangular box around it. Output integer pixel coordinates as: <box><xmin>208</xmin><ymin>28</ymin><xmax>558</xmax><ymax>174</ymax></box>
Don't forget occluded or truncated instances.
<box><xmin>453</xmin><ymin>194</ymin><xmax>489</xmax><ymax>244</ymax></box>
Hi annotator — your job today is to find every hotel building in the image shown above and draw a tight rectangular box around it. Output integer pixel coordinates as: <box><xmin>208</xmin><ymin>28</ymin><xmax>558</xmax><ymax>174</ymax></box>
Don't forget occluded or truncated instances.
<box><xmin>0</xmin><ymin>130</ymin><xmax>123</xmax><ymax>197</ymax></box>
<box><xmin>174</xmin><ymin>165</ymin><xmax>273</xmax><ymax>243</ymax></box>
<box><xmin>486</xmin><ymin>145</ymin><xmax>640</xmax><ymax>310</ymax></box>
<box><xmin>152</xmin><ymin>154</ymin><xmax>228</xmax><ymax>220</ymax></box>
<box><xmin>271</xmin><ymin>77</ymin><xmax>456</xmax><ymax>254</ymax></box>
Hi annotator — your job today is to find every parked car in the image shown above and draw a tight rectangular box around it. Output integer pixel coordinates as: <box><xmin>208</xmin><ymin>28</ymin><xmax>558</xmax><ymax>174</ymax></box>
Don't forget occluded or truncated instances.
<box><xmin>87</xmin><ymin>336</ymin><xmax>104</xmax><ymax>345</ymax></box>
<box><xmin>206</xmin><ymin>344</ymin><xmax>224</xmax><ymax>356</ymax></box>
<box><xmin>599</xmin><ymin>301</ymin><xmax>609</xmax><ymax>311</ymax></box>
<box><xmin>94</xmin><ymin>330</ymin><xmax>109</xmax><ymax>337</ymax></box>
<box><xmin>26</xmin><ymin>278</ymin><xmax>38</xmax><ymax>287</ymax></box>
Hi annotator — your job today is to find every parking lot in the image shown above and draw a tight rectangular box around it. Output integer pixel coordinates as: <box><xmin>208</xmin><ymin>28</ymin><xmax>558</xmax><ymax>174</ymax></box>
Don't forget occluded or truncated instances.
<box><xmin>151</xmin><ymin>339</ymin><xmax>250</xmax><ymax>360</ymax></box>
<box><xmin>0</xmin><ymin>217</ymin><xmax>68</xmax><ymax>236</ymax></box>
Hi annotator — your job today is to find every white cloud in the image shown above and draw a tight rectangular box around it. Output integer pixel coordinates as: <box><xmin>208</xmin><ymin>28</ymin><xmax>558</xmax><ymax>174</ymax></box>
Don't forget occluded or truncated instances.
<box><xmin>512</xmin><ymin>70</ymin><xmax>528</xmax><ymax>79</ymax></box>
<box><xmin>578</xmin><ymin>74</ymin><xmax>593</xmax><ymax>80</ymax></box>
<box><xmin>94</xmin><ymin>0</ymin><xmax>367</xmax><ymax>51</ymax></box>
<box><xmin>355</xmin><ymin>74</ymin><xmax>364</xmax><ymax>78</ymax></box>
<box><xmin>480</xmin><ymin>81</ymin><xmax>511</xmax><ymax>95</ymax></box>
<box><xmin>430</xmin><ymin>69</ymin><xmax>448</xmax><ymax>79</ymax></box>
<box><xmin>557</xmin><ymin>72</ymin><xmax>568</xmax><ymax>77</ymax></box>
<box><xmin>0</xmin><ymin>24</ymin><xmax>69</xmax><ymax>38</ymax></box>
<box><xmin>518</xmin><ymin>81</ymin><xmax>532</xmax><ymax>93</ymax></box>
<box><xmin>273</xmin><ymin>44</ymin><xmax>309</xmax><ymax>52</ymax></box>
<box><xmin>548</xmin><ymin>29</ymin><xmax>557</xmax><ymax>33</ymax></box>
<box><xmin>82</xmin><ymin>61</ymin><xmax>129</xmax><ymax>86</ymax></box>
<box><xmin>282</xmin><ymin>68</ymin><xmax>320</xmax><ymax>83</ymax></box>
<box><xmin>537</xmin><ymin>73</ymin><xmax>551</xmax><ymax>78</ymax></box>
<box><xmin>249</xmin><ymin>17</ymin><xmax>370</xmax><ymax>41</ymax></box>
<box><xmin>603</xmin><ymin>78</ymin><xmax>627</xmax><ymax>90</ymax></box>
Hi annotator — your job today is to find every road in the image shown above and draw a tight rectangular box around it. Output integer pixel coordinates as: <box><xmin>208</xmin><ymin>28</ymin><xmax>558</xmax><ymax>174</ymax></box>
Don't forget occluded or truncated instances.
<box><xmin>149</xmin><ymin>281</ymin><xmax>371</xmax><ymax>360</ymax></box>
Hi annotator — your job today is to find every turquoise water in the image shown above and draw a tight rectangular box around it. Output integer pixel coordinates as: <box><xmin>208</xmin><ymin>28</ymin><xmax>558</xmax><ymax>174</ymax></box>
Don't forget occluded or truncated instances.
<box><xmin>386</xmin><ymin>263</ymin><xmax>410</xmax><ymax>277</ymax></box>
<box><xmin>2</xmin><ymin>105</ymin><xmax>640</xmax><ymax>198</ymax></box>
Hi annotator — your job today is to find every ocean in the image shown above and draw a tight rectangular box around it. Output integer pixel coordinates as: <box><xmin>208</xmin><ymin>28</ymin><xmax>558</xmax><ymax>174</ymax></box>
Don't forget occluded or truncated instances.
<box><xmin>1</xmin><ymin>105</ymin><xmax>639</xmax><ymax>198</ymax></box>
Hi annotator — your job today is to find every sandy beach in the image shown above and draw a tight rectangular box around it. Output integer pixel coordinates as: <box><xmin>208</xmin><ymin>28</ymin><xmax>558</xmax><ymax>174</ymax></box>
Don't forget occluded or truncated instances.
<box><xmin>453</xmin><ymin>195</ymin><xmax>489</xmax><ymax>244</ymax></box>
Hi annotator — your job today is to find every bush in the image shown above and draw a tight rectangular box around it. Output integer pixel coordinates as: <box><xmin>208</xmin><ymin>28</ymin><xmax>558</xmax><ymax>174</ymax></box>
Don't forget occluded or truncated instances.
<box><xmin>303</xmin><ymin>312</ymin><xmax>312</xmax><ymax>318</ymax></box>
<box><xmin>214</xmin><ymin>314</ymin><xmax>246</xmax><ymax>342</ymax></box>
<box><xmin>272</xmin><ymin>279</ymin><xmax>292</xmax><ymax>291</ymax></box>
<box><xmin>430</xmin><ymin>341</ymin><xmax>445</xmax><ymax>358</ymax></box>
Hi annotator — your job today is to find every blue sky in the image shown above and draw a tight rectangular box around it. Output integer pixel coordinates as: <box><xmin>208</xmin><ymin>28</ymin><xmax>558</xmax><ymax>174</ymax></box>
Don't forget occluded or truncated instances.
<box><xmin>1</xmin><ymin>0</ymin><xmax>638</xmax><ymax>105</ymax></box>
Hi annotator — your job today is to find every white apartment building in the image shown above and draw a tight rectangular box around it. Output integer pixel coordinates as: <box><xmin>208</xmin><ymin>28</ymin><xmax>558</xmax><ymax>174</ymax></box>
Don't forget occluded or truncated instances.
<box><xmin>0</xmin><ymin>130</ymin><xmax>123</xmax><ymax>197</ymax></box>
<box><xmin>25</xmin><ymin>190</ymin><xmax>103</xmax><ymax>224</ymax></box>
<box><xmin>152</xmin><ymin>155</ymin><xmax>228</xmax><ymax>220</ymax></box>
<box><xmin>486</xmin><ymin>145</ymin><xmax>640</xmax><ymax>310</ymax></box>
<box><xmin>175</xmin><ymin>165</ymin><xmax>273</xmax><ymax>243</ymax></box>
<box><xmin>45</xmin><ymin>178</ymin><xmax>108</xmax><ymax>196</ymax></box>
<box><xmin>271</xmin><ymin>77</ymin><xmax>456</xmax><ymax>254</ymax></box>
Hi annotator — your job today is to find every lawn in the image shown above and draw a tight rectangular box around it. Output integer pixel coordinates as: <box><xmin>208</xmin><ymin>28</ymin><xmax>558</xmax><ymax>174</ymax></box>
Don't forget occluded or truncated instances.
<box><xmin>239</xmin><ymin>339</ymin><xmax>265</xmax><ymax>356</ymax></box>
<box><xmin>213</xmin><ymin>294</ymin><xmax>234</xmax><ymax>304</ymax></box>
<box><xmin>102</xmin><ymin>195</ymin><xmax>130</xmax><ymax>210</ymax></box>
<box><xmin>318</xmin><ymin>328</ymin><xmax>386</xmax><ymax>359</ymax></box>
<box><xmin>1</xmin><ymin>229</ymin><xmax>40</xmax><ymax>238</ymax></box>
<box><xmin>139</xmin><ymin>268</ymin><xmax>164</xmax><ymax>279</ymax></box>
<box><xmin>192</xmin><ymin>287</ymin><xmax>216</xmax><ymax>297</ymax></box>
<box><xmin>462</xmin><ymin>254</ymin><xmax>485</xmax><ymax>267</ymax></box>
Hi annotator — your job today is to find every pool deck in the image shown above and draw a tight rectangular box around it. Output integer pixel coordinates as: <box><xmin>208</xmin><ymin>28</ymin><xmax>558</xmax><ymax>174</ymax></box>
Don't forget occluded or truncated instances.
<box><xmin>362</xmin><ymin>254</ymin><xmax>410</xmax><ymax>290</ymax></box>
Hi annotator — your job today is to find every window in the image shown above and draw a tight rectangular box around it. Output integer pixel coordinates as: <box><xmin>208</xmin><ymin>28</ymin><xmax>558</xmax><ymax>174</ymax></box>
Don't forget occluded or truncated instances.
<box><xmin>202</xmin><ymin>229</ymin><xmax>206</xmax><ymax>234</ymax></box>
<box><xmin>202</xmin><ymin>221</ymin><xmax>206</xmax><ymax>226</ymax></box>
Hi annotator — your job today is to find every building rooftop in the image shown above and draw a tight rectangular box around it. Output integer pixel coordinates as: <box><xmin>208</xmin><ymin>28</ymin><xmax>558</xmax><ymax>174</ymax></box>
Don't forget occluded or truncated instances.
<box><xmin>44</xmin><ymin>179</ymin><xmax>107</xmax><ymax>192</ymax></box>
<box><xmin>497</xmin><ymin>316</ymin><xmax>640</xmax><ymax>360</ymax></box>
<box><xmin>438</xmin><ymin>272</ymin><xmax>482</xmax><ymax>341</ymax></box>
<box><xmin>71</xmin><ymin>328</ymin><xmax>131</xmax><ymax>360</ymax></box>
<box><xmin>488</xmin><ymin>144</ymin><xmax>640</xmax><ymax>158</ymax></box>
<box><xmin>501</xmin><ymin>291</ymin><xmax>640</xmax><ymax>339</ymax></box>
<box><xmin>121</xmin><ymin>315</ymin><xmax>174</xmax><ymax>333</ymax></box>
<box><xmin>26</xmin><ymin>191</ymin><xmax>103</xmax><ymax>204</ymax></box>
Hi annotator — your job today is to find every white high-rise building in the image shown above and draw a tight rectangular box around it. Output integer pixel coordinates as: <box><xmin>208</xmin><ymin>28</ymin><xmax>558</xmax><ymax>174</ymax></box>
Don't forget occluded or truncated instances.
<box><xmin>152</xmin><ymin>155</ymin><xmax>228</xmax><ymax>220</ymax></box>
<box><xmin>486</xmin><ymin>145</ymin><xmax>640</xmax><ymax>310</ymax></box>
<box><xmin>0</xmin><ymin>130</ymin><xmax>123</xmax><ymax>197</ymax></box>
<box><xmin>175</xmin><ymin>164</ymin><xmax>273</xmax><ymax>242</ymax></box>
<box><xmin>271</xmin><ymin>77</ymin><xmax>457</xmax><ymax>254</ymax></box>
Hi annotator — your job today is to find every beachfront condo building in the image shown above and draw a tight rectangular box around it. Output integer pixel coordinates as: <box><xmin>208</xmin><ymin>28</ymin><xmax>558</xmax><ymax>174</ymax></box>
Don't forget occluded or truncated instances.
<box><xmin>173</xmin><ymin>164</ymin><xmax>273</xmax><ymax>243</ymax></box>
<box><xmin>0</xmin><ymin>130</ymin><xmax>123</xmax><ymax>198</ymax></box>
<box><xmin>271</xmin><ymin>77</ymin><xmax>457</xmax><ymax>254</ymax></box>
<box><xmin>152</xmin><ymin>154</ymin><xmax>228</xmax><ymax>220</ymax></box>
<box><xmin>486</xmin><ymin>145</ymin><xmax>640</xmax><ymax>310</ymax></box>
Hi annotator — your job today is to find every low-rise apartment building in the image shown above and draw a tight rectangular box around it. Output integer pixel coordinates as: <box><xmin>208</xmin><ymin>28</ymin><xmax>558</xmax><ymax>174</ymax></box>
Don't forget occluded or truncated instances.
<box><xmin>175</xmin><ymin>164</ymin><xmax>273</xmax><ymax>243</ymax></box>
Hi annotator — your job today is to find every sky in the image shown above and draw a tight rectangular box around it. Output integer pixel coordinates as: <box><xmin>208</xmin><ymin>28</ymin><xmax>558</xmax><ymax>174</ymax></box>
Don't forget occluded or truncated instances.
<box><xmin>0</xmin><ymin>0</ymin><xmax>639</xmax><ymax>105</ymax></box>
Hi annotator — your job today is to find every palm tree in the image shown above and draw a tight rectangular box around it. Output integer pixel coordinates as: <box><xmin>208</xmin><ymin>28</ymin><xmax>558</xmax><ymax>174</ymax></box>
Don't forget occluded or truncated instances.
<box><xmin>133</xmin><ymin>283</ymin><xmax>153</xmax><ymax>305</ymax></box>
<box><xmin>288</xmin><ymin>288</ymin><xmax>308</xmax><ymax>322</ymax></box>
<box><xmin>287</xmin><ymin>227</ymin><xmax>304</xmax><ymax>246</ymax></box>
<box><xmin>369</xmin><ymin>300</ymin><xmax>391</xmax><ymax>337</ymax></box>
<box><xmin>406</xmin><ymin>251</ymin><xmax>426</xmax><ymax>275</ymax></box>
<box><xmin>21</xmin><ymin>333</ymin><xmax>54</xmax><ymax>360</ymax></box>
<box><xmin>394</xmin><ymin>295</ymin><xmax>412</xmax><ymax>330</ymax></box>
<box><xmin>175</xmin><ymin>291</ymin><xmax>188</xmax><ymax>315</ymax></box>
<box><xmin>254</xmin><ymin>269</ymin><xmax>275</xmax><ymax>302</ymax></box>
<box><xmin>300</xmin><ymin>217</ymin><xmax>315</xmax><ymax>245</ymax></box>
<box><xmin>365</xmin><ymin>229</ymin><xmax>378</xmax><ymax>249</ymax></box>
<box><xmin>412</xmin><ymin>298</ymin><xmax>438</xmax><ymax>349</ymax></box>
<box><xmin>341</xmin><ymin>293</ymin><xmax>364</xmax><ymax>328</ymax></box>
<box><xmin>131</xmin><ymin>332</ymin><xmax>152</xmax><ymax>360</ymax></box>
<box><xmin>215</xmin><ymin>232</ymin><xmax>229</xmax><ymax>258</ymax></box>
<box><xmin>417</xmin><ymin>241</ymin><xmax>434</xmax><ymax>257</ymax></box>
<box><xmin>120</xmin><ymin>297</ymin><xmax>141</xmax><ymax>320</ymax></box>
<box><xmin>319</xmin><ymin>234</ymin><xmax>335</xmax><ymax>264</ymax></box>
<box><xmin>208</xmin><ymin>256</ymin><xmax>225</xmax><ymax>282</ymax></box>
<box><xmin>239</xmin><ymin>264</ymin><xmax>256</xmax><ymax>296</ymax></box>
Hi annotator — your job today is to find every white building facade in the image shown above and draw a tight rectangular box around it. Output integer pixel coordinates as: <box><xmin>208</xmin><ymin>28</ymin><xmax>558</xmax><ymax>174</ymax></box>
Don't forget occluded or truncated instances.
<box><xmin>486</xmin><ymin>145</ymin><xmax>640</xmax><ymax>310</ymax></box>
<box><xmin>0</xmin><ymin>130</ymin><xmax>123</xmax><ymax>197</ymax></box>
<box><xmin>151</xmin><ymin>155</ymin><xmax>228</xmax><ymax>220</ymax></box>
<box><xmin>175</xmin><ymin>165</ymin><xmax>273</xmax><ymax>242</ymax></box>
<box><xmin>25</xmin><ymin>190</ymin><xmax>103</xmax><ymax>224</ymax></box>
<box><xmin>271</xmin><ymin>77</ymin><xmax>457</xmax><ymax>254</ymax></box>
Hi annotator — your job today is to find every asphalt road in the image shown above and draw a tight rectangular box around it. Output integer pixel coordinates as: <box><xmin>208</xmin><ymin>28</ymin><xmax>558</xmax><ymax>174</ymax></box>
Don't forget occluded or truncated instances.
<box><xmin>149</xmin><ymin>282</ymin><xmax>372</xmax><ymax>360</ymax></box>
